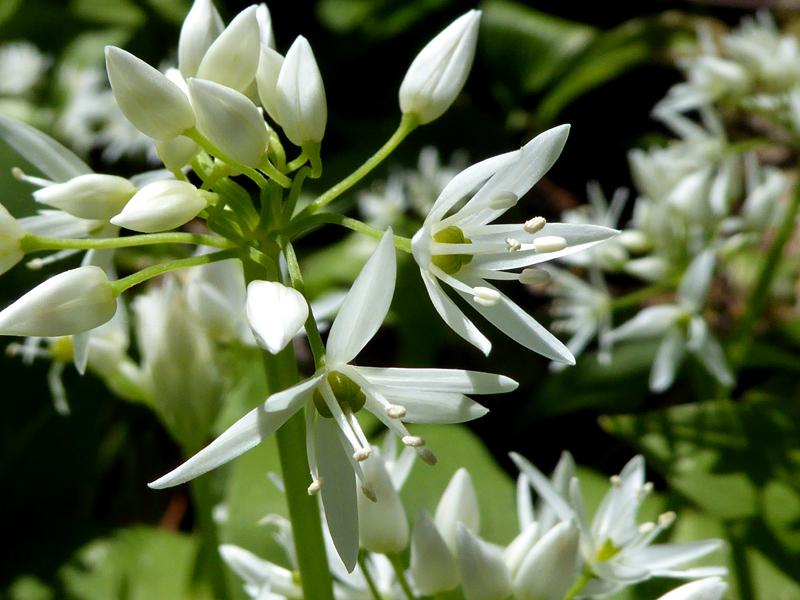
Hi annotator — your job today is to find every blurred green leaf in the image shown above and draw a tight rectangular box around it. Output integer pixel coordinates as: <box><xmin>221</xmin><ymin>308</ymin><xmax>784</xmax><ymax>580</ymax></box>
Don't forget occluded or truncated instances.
<box><xmin>70</xmin><ymin>0</ymin><xmax>144</xmax><ymax>27</ymax></box>
<box><xmin>61</xmin><ymin>28</ymin><xmax>132</xmax><ymax>67</ymax></box>
<box><xmin>302</xmin><ymin>232</ymin><xmax>378</xmax><ymax>298</ymax></box>
<box><xmin>0</xmin><ymin>0</ymin><xmax>21</xmax><ymax>26</ymax></box>
<box><xmin>317</xmin><ymin>0</ymin><xmax>449</xmax><ymax>38</ymax></box>
<box><xmin>146</xmin><ymin>0</ymin><xmax>191</xmax><ymax>24</ymax></box>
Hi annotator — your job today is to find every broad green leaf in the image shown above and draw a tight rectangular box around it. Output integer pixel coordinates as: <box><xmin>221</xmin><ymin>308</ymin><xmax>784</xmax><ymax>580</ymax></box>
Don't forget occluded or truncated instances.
<box><xmin>70</xmin><ymin>0</ymin><xmax>145</xmax><ymax>27</ymax></box>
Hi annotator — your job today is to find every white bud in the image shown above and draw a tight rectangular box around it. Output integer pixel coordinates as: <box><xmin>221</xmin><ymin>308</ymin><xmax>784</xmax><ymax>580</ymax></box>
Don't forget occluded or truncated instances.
<box><xmin>357</xmin><ymin>453</ymin><xmax>409</xmax><ymax>554</ymax></box>
<box><xmin>472</xmin><ymin>286</ymin><xmax>500</xmax><ymax>306</ymax></box>
<box><xmin>276</xmin><ymin>36</ymin><xmax>327</xmax><ymax>147</ymax></box>
<box><xmin>504</xmin><ymin>522</ymin><xmax>540</xmax><ymax>576</ymax></box>
<box><xmin>523</xmin><ymin>216</ymin><xmax>546</xmax><ymax>234</ymax></box>
<box><xmin>189</xmin><ymin>77</ymin><xmax>269</xmax><ymax>167</ymax></box>
<box><xmin>245</xmin><ymin>280</ymin><xmax>309</xmax><ymax>354</ymax></box>
<box><xmin>533</xmin><ymin>235</ymin><xmax>567</xmax><ymax>253</ymax></box>
<box><xmin>456</xmin><ymin>524</ymin><xmax>513</xmax><ymax>600</ymax></box>
<box><xmin>512</xmin><ymin>521</ymin><xmax>580</xmax><ymax>600</ymax></box>
<box><xmin>256</xmin><ymin>4</ymin><xmax>275</xmax><ymax>50</ymax></box>
<box><xmin>197</xmin><ymin>5</ymin><xmax>261</xmax><ymax>92</ymax></box>
<box><xmin>435</xmin><ymin>468</ymin><xmax>480</xmax><ymax>553</ymax></box>
<box><xmin>178</xmin><ymin>0</ymin><xmax>224</xmax><ymax>78</ymax></box>
<box><xmin>185</xmin><ymin>254</ymin><xmax>249</xmax><ymax>342</ymax></box>
<box><xmin>410</xmin><ymin>510</ymin><xmax>459</xmax><ymax>594</ymax></box>
<box><xmin>519</xmin><ymin>268</ymin><xmax>550</xmax><ymax>286</ymax></box>
<box><xmin>33</xmin><ymin>174</ymin><xmax>136</xmax><ymax>220</ymax></box>
<box><xmin>399</xmin><ymin>10</ymin><xmax>481</xmax><ymax>124</ymax></box>
<box><xmin>110</xmin><ymin>180</ymin><xmax>208</xmax><ymax>233</ymax></box>
<box><xmin>0</xmin><ymin>266</ymin><xmax>116</xmax><ymax>337</ymax></box>
<box><xmin>0</xmin><ymin>203</ymin><xmax>26</xmax><ymax>276</ymax></box>
<box><xmin>256</xmin><ymin>46</ymin><xmax>284</xmax><ymax>122</ymax></box>
<box><xmin>157</xmin><ymin>135</ymin><xmax>200</xmax><ymax>172</ymax></box>
<box><xmin>656</xmin><ymin>578</ymin><xmax>728</xmax><ymax>600</ymax></box>
<box><xmin>105</xmin><ymin>46</ymin><xmax>196</xmax><ymax>140</ymax></box>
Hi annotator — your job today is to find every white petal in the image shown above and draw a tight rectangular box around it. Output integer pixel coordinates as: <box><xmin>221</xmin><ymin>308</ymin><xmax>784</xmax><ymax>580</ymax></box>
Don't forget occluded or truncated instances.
<box><xmin>410</xmin><ymin>510</ymin><xmax>459</xmax><ymax>594</ymax></box>
<box><xmin>376</xmin><ymin>387</ymin><xmax>488</xmax><ymax>424</ymax></box>
<box><xmin>690</xmin><ymin>331</ymin><xmax>734</xmax><ymax>387</ymax></box>
<box><xmin>178</xmin><ymin>0</ymin><xmax>224</xmax><ymax>78</ymax></box>
<box><xmin>456</xmin><ymin>524</ymin><xmax>512</xmax><ymax>600</ymax></box>
<box><xmin>148</xmin><ymin>376</ymin><xmax>319</xmax><ymax>488</ymax></box>
<box><xmin>516</xmin><ymin>474</ymin><xmax>535</xmax><ymax>531</ymax></box>
<box><xmin>316</xmin><ymin>416</ymin><xmax>359</xmax><ymax>572</ymax></box>
<box><xmin>354</xmin><ymin>366</ymin><xmax>517</xmax><ymax>394</ymax></box>
<box><xmin>326</xmin><ymin>229</ymin><xmax>395</xmax><ymax>366</ymax></box>
<box><xmin>655</xmin><ymin>578</ymin><xmax>727</xmax><ymax>600</ymax></box>
<box><xmin>435</xmin><ymin>468</ymin><xmax>480</xmax><ymax>553</ymax></box>
<box><xmin>678</xmin><ymin>249</ymin><xmax>715</xmax><ymax>311</ymax></box>
<box><xmin>629</xmin><ymin>540</ymin><xmax>723</xmax><ymax>569</ymax></box>
<box><xmin>512</xmin><ymin>521</ymin><xmax>580</xmax><ymax>600</ymax></box>
<box><xmin>650</xmin><ymin>328</ymin><xmax>686</xmax><ymax>393</ymax></box>
<box><xmin>246</xmin><ymin>281</ymin><xmax>308</xmax><ymax>354</ymax></box>
<box><xmin>197</xmin><ymin>5</ymin><xmax>260</xmax><ymax>91</ymax></box>
<box><xmin>609</xmin><ymin>305</ymin><xmax>684</xmax><ymax>342</ymax></box>
<box><xmin>509</xmin><ymin>453</ymin><xmax>576</xmax><ymax>523</ymax></box>
<box><xmin>419</xmin><ymin>268</ymin><xmax>491</xmax><ymax>355</ymax></box>
<box><xmin>504</xmin><ymin>521</ymin><xmax>539</xmax><ymax>576</ymax></box>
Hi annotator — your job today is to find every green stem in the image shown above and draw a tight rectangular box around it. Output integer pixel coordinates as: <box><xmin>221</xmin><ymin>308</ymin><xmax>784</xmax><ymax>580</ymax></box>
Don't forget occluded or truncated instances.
<box><xmin>357</xmin><ymin>553</ymin><xmax>383</xmax><ymax>600</ymax></box>
<box><xmin>22</xmin><ymin>232</ymin><xmax>233</xmax><ymax>253</ymax></box>
<box><xmin>729</xmin><ymin>177</ymin><xmax>800</xmax><ymax>368</ymax></box>
<box><xmin>287</xmin><ymin>212</ymin><xmax>412</xmax><ymax>253</ymax></box>
<box><xmin>259</xmin><ymin>156</ymin><xmax>293</xmax><ymax>189</ymax></box>
<box><xmin>286</xmin><ymin>151</ymin><xmax>308</xmax><ymax>173</ymax></box>
<box><xmin>388</xmin><ymin>554</ymin><xmax>416</xmax><ymax>600</ymax></box>
<box><xmin>283</xmin><ymin>241</ymin><xmax>327</xmax><ymax>368</ymax></box>
<box><xmin>301</xmin><ymin>115</ymin><xmax>418</xmax><ymax>216</ymax></box>
<box><xmin>189</xmin><ymin>477</ymin><xmax>229</xmax><ymax>599</ymax></box>
<box><xmin>610</xmin><ymin>281</ymin><xmax>673</xmax><ymax>311</ymax></box>
<box><xmin>111</xmin><ymin>249</ymin><xmax>238</xmax><ymax>295</ymax></box>
<box><xmin>562</xmin><ymin>568</ymin><xmax>594</xmax><ymax>600</ymax></box>
<box><xmin>283</xmin><ymin>166</ymin><xmax>311</xmax><ymax>224</ymax></box>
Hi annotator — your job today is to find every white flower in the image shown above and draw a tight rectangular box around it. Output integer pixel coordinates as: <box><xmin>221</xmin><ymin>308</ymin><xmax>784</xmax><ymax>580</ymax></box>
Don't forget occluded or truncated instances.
<box><xmin>0</xmin><ymin>41</ymin><xmax>49</xmax><ymax>96</ymax></box>
<box><xmin>399</xmin><ymin>10</ymin><xmax>481</xmax><ymax>124</ymax></box>
<box><xmin>276</xmin><ymin>36</ymin><xmax>327</xmax><ymax>147</ymax></box>
<box><xmin>0</xmin><ymin>202</ymin><xmax>26</xmax><ymax>275</ymax></box>
<box><xmin>456</xmin><ymin>524</ymin><xmax>512</xmax><ymax>600</ymax></box>
<box><xmin>220</xmin><ymin>544</ymin><xmax>302</xmax><ymax>599</ymax></box>
<box><xmin>657</xmin><ymin>577</ymin><xmax>728</xmax><ymax>600</ymax></box>
<box><xmin>149</xmin><ymin>230</ymin><xmax>517</xmax><ymax>570</ymax></box>
<box><xmin>609</xmin><ymin>250</ymin><xmax>734</xmax><ymax>392</ymax></box>
<box><xmin>410</xmin><ymin>509</ymin><xmax>460</xmax><ymax>594</ymax></box>
<box><xmin>0</xmin><ymin>266</ymin><xmax>116</xmax><ymax>337</ymax></box>
<box><xmin>411</xmin><ymin>125</ymin><xmax>618</xmax><ymax>359</ymax></box>
<box><xmin>511</xmin><ymin>452</ymin><xmax>727</xmax><ymax>596</ymax></box>
<box><xmin>246</xmin><ymin>280</ymin><xmax>308</xmax><ymax>354</ymax></box>
<box><xmin>510</xmin><ymin>520</ymin><xmax>580</xmax><ymax>600</ymax></box>
<box><xmin>189</xmin><ymin>77</ymin><xmax>269</xmax><ymax>167</ymax></box>
<box><xmin>33</xmin><ymin>174</ymin><xmax>136</xmax><ymax>221</ymax></box>
<box><xmin>434</xmin><ymin>468</ymin><xmax>480</xmax><ymax>552</ymax></box>
<box><xmin>156</xmin><ymin>135</ymin><xmax>200</xmax><ymax>173</ymax></box>
<box><xmin>105</xmin><ymin>46</ymin><xmax>196</xmax><ymax>140</ymax></box>
<box><xmin>110</xmin><ymin>179</ymin><xmax>209</xmax><ymax>233</ymax></box>
<box><xmin>196</xmin><ymin>5</ymin><xmax>261</xmax><ymax>92</ymax></box>
<box><xmin>357</xmin><ymin>447</ymin><xmax>409</xmax><ymax>554</ymax></box>
<box><xmin>656</xmin><ymin>55</ymin><xmax>751</xmax><ymax>115</ymax></box>
<box><xmin>256</xmin><ymin>46</ymin><xmax>284</xmax><ymax>123</ymax></box>
<box><xmin>178</xmin><ymin>0</ymin><xmax>224</xmax><ymax>78</ymax></box>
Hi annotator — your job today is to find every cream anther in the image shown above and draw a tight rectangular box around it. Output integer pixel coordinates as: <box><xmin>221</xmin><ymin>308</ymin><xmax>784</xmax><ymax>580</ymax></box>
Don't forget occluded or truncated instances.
<box><xmin>402</xmin><ymin>435</ymin><xmax>426</xmax><ymax>447</ymax></box>
<box><xmin>505</xmin><ymin>237</ymin><xmax>521</xmax><ymax>252</ymax></box>
<box><xmin>386</xmin><ymin>404</ymin><xmax>407</xmax><ymax>419</ymax></box>
<box><xmin>473</xmin><ymin>286</ymin><xmax>500</xmax><ymax>307</ymax></box>
<box><xmin>353</xmin><ymin>448</ymin><xmax>372</xmax><ymax>462</ymax></box>
<box><xmin>307</xmin><ymin>479</ymin><xmax>323</xmax><ymax>495</ymax></box>
<box><xmin>533</xmin><ymin>235</ymin><xmax>567</xmax><ymax>253</ymax></box>
<box><xmin>523</xmin><ymin>216</ymin><xmax>546</xmax><ymax>234</ymax></box>
<box><xmin>519</xmin><ymin>268</ymin><xmax>550</xmax><ymax>285</ymax></box>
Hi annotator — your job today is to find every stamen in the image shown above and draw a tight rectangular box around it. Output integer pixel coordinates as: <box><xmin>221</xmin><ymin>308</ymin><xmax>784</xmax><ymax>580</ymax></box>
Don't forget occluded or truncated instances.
<box><xmin>637</xmin><ymin>481</ymin><xmax>654</xmax><ymax>500</ymax></box>
<box><xmin>519</xmin><ymin>268</ymin><xmax>550</xmax><ymax>285</ymax></box>
<box><xmin>523</xmin><ymin>216</ymin><xmax>546</xmax><ymax>234</ymax></box>
<box><xmin>402</xmin><ymin>435</ymin><xmax>426</xmax><ymax>447</ymax></box>
<box><xmin>489</xmin><ymin>191</ymin><xmax>518</xmax><ymax>210</ymax></box>
<box><xmin>505</xmin><ymin>237</ymin><xmax>521</xmax><ymax>252</ymax></box>
<box><xmin>610</xmin><ymin>474</ymin><xmax>622</xmax><ymax>487</ymax></box>
<box><xmin>26</xmin><ymin>258</ymin><xmax>45</xmax><ymax>271</ymax></box>
<box><xmin>638</xmin><ymin>522</ymin><xmax>655</xmax><ymax>534</ymax></box>
<box><xmin>533</xmin><ymin>235</ymin><xmax>567</xmax><ymax>253</ymax></box>
<box><xmin>385</xmin><ymin>404</ymin><xmax>407</xmax><ymax>419</ymax></box>
<box><xmin>353</xmin><ymin>448</ymin><xmax>372</xmax><ymax>462</ymax></box>
<box><xmin>658</xmin><ymin>511</ymin><xmax>676</xmax><ymax>527</ymax></box>
<box><xmin>307</xmin><ymin>479</ymin><xmax>323</xmax><ymax>495</ymax></box>
<box><xmin>361</xmin><ymin>484</ymin><xmax>378</xmax><ymax>503</ymax></box>
<box><xmin>12</xmin><ymin>167</ymin><xmax>53</xmax><ymax>188</ymax></box>
<box><xmin>473</xmin><ymin>287</ymin><xmax>500</xmax><ymax>306</ymax></box>
<box><xmin>418</xmin><ymin>447</ymin><xmax>438</xmax><ymax>465</ymax></box>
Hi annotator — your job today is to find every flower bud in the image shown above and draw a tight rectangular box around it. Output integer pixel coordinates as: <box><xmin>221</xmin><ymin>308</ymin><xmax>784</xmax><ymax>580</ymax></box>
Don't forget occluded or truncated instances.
<box><xmin>33</xmin><ymin>174</ymin><xmax>136</xmax><ymax>220</ymax></box>
<box><xmin>399</xmin><ymin>10</ymin><xmax>481</xmax><ymax>124</ymax></box>
<box><xmin>178</xmin><ymin>0</ymin><xmax>224</xmax><ymax>78</ymax></box>
<box><xmin>110</xmin><ymin>180</ymin><xmax>209</xmax><ymax>233</ymax></box>
<box><xmin>256</xmin><ymin>46</ymin><xmax>284</xmax><ymax>122</ymax></box>
<box><xmin>256</xmin><ymin>4</ymin><xmax>275</xmax><ymax>50</ymax></box>
<box><xmin>245</xmin><ymin>280</ymin><xmax>308</xmax><ymax>354</ymax></box>
<box><xmin>105</xmin><ymin>46</ymin><xmax>196</xmax><ymax>140</ymax></box>
<box><xmin>456</xmin><ymin>524</ymin><xmax>512</xmax><ymax>600</ymax></box>
<box><xmin>197</xmin><ymin>5</ymin><xmax>260</xmax><ymax>92</ymax></box>
<box><xmin>189</xmin><ymin>77</ymin><xmax>269</xmax><ymax>167</ymax></box>
<box><xmin>156</xmin><ymin>135</ymin><xmax>200</xmax><ymax>173</ymax></box>
<box><xmin>410</xmin><ymin>510</ymin><xmax>459</xmax><ymax>594</ymax></box>
<box><xmin>186</xmin><ymin>253</ymin><xmax>250</xmax><ymax>343</ymax></box>
<box><xmin>656</xmin><ymin>578</ymin><xmax>728</xmax><ymax>600</ymax></box>
<box><xmin>0</xmin><ymin>266</ymin><xmax>116</xmax><ymax>337</ymax></box>
<box><xmin>0</xmin><ymin>203</ymin><xmax>26</xmax><ymax>275</ymax></box>
<box><xmin>276</xmin><ymin>36</ymin><xmax>327</xmax><ymax>147</ymax></box>
<box><xmin>434</xmin><ymin>468</ymin><xmax>480</xmax><ymax>552</ymax></box>
<box><xmin>357</xmin><ymin>451</ymin><xmax>409</xmax><ymax>554</ymax></box>
<box><xmin>512</xmin><ymin>520</ymin><xmax>580</xmax><ymax>600</ymax></box>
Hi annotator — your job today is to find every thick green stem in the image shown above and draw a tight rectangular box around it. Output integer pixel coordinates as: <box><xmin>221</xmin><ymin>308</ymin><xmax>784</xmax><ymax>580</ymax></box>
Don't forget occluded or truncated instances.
<box><xmin>388</xmin><ymin>553</ymin><xmax>416</xmax><ymax>600</ymax></box>
<box><xmin>189</xmin><ymin>476</ymin><xmax>229</xmax><ymax>599</ymax></box>
<box><xmin>287</xmin><ymin>212</ymin><xmax>412</xmax><ymax>254</ymax></box>
<box><xmin>301</xmin><ymin>115</ymin><xmax>418</xmax><ymax>216</ymax></box>
<box><xmin>22</xmin><ymin>232</ymin><xmax>233</xmax><ymax>253</ymax></box>
<box><xmin>111</xmin><ymin>249</ymin><xmax>238</xmax><ymax>294</ymax></box>
<box><xmin>729</xmin><ymin>178</ymin><xmax>800</xmax><ymax>368</ymax></box>
<box><xmin>562</xmin><ymin>568</ymin><xmax>594</xmax><ymax>600</ymax></box>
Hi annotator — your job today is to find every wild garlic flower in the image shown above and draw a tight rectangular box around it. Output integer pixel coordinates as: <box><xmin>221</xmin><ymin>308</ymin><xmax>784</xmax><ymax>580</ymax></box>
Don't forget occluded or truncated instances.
<box><xmin>512</xmin><ymin>452</ymin><xmax>727</xmax><ymax>596</ymax></box>
<box><xmin>150</xmin><ymin>230</ymin><xmax>517</xmax><ymax>570</ymax></box>
<box><xmin>0</xmin><ymin>41</ymin><xmax>49</xmax><ymax>96</ymax></box>
<box><xmin>411</xmin><ymin>125</ymin><xmax>618</xmax><ymax>359</ymax></box>
<box><xmin>657</xmin><ymin>577</ymin><xmax>728</xmax><ymax>600</ymax></box>
<box><xmin>609</xmin><ymin>250</ymin><xmax>733</xmax><ymax>393</ymax></box>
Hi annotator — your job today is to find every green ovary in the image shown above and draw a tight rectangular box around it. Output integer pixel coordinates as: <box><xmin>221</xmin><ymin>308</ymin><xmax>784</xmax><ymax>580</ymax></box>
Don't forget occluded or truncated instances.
<box><xmin>431</xmin><ymin>226</ymin><xmax>473</xmax><ymax>275</ymax></box>
<box><xmin>313</xmin><ymin>371</ymin><xmax>366</xmax><ymax>418</ymax></box>
<box><xmin>595</xmin><ymin>538</ymin><xmax>621</xmax><ymax>562</ymax></box>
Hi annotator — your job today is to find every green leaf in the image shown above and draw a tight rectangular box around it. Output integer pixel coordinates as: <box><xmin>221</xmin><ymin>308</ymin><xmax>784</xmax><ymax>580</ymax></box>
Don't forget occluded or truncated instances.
<box><xmin>145</xmin><ymin>0</ymin><xmax>191</xmax><ymax>24</ymax></box>
<box><xmin>60</xmin><ymin>28</ymin><xmax>133</xmax><ymax>68</ymax></box>
<box><xmin>70</xmin><ymin>0</ymin><xmax>145</xmax><ymax>27</ymax></box>
<box><xmin>0</xmin><ymin>0</ymin><xmax>22</xmax><ymax>26</ymax></box>
<box><xmin>316</xmin><ymin>0</ymin><xmax>449</xmax><ymax>38</ymax></box>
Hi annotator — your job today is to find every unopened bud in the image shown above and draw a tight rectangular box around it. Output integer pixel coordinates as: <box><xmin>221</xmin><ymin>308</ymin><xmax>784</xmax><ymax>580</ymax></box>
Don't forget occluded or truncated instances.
<box><xmin>196</xmin><ymin>5</ymin><xmax>260</xmax><ymax>92</ymax></box>
<box><xmin>33</xmin><ymin>174</ymin><xmax>136</xmax><ymax>220</ymax></box>
<box><xmin>246</xmin><ymin>280</ymin><xmax>308</xmax><ymax>354</ymax></box>
<box><xmin>178</xmin><ymin>0</ymin><xmax>224</xmax><ymax>78</ymax></box>
<box><xmin>110</xmin><ymin>180</ymin><xmax>208</xmax><ymax>233</ymax></box>
<box><xmin>276</xmin><ymin>36</ymin><xmax>327</xmax><ymax>147</ymax></box>
<box><xmin>357</xmin><ymin>453</ymin><xmax>409</xmax><ymax>554</ymax></box>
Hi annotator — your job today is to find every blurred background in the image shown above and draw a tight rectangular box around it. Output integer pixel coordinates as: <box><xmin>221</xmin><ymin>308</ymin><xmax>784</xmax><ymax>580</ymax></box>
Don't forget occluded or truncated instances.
<box><xmin>1</xmin><ymin>1</ymin><xmax>799</xmax><ymax>599</ymax></box>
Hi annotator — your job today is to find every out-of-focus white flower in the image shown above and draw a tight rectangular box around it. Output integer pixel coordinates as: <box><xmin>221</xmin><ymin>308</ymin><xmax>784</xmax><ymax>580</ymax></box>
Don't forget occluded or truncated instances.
<box><xmin>245</xmin><ymin>280</ymin><xmax>308</xmax><ymax>354</ymax></box>
<box><xmin>178</xmin><ymin>0</ymin><xmax>224</xmax><ymax>78</ymax></box>
<box><xmin>110</xmin><ymin>179</ymin><xmax>209</xmax><ymax>233</ymax></box>
<box><xmin>220</xmin><ymin>544</ymin><xmax>302</xmax><ymax>599</ymax></box>
<box><xmin>412</xmin><ymin>125</ymin><xmax>617</xmax><ymax>358</ymax></box>
<box><xmin>656</xmin><ymin>55</ymin><xmax>751</xmax><ymax>115</ymax></box>
<box><xmin>189</xmin><ymin>77</ymin><xmax>269</xmax><ymax>167</ymax></box>
<box><xmin>33</xmin><ymin>174</ymin><xmax>136</xmax><ymax>221</ymax></box>
<box><xmin>0</xmin><ymin>266</ymin><xmax>116</xmax><ymax>337</ymax></box>
<box><xmin>399</xmin><ymin>11</ymin><xmax>481</xmax><ymax>124</ymax></box>
<box><xmin>0</xmin><ymin>202</ymin><xmax>26</xmax><ymax>275</ymax></box>
<box><xmin>610</xmin><ymin>250</ymin><xmax>733</xmax><ymax>392</ymax></box>
<box><xmin>105</xmin><ymin>46</ymin><xmax>196</xmax><ymax>140</ymax></box>
<box><xmin>512</xmin><ymin>452</ymin><xmax>727</xmax><ymax>596</ymax></box>
<box><xmin>196</xmin><ymin>5</ymin><xmax>261</xmax><ymax>92</ymax></box>
<box><xmin>0</xmin><ymin>41</ymin><xmax>49</xmax><ymax>96</ymax></box>
<box><xmin>150</xmin><ymin>230</ymin><xmax>516</xmax><ymax>571</ymax></box>
<box><xmin>657</xmin><ymin>577</ymin><xmax>728</xmax><ymax>600</ymax></box>
<box><xmin>276</xmin><ymin>36</ymin><xmax>327</xmax><ymax>147</ymax></box>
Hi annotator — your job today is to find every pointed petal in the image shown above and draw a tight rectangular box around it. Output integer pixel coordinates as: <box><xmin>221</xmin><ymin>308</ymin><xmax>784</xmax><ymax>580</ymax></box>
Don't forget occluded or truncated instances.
<box><xmin>410</xmin><ymin>510</ymin><xmax>459</xmax><ymax>594</ymax></box>
<box><xmin>650</xmin><ymin>328</ymin><xmax>686</xmax><ymax>393</ymax></box>
<box><xmin>456</xmin><ymin>524</ymin><xmax>513</xmax><ymax>600</ymax></box>
<box><xmin>678</xmin><ymin>249</ymin><xmax>715</xmax><ymax>310</ymax></box>
<box><xmin>629</xmin><ymin>540</ymin><xmax>723</xmax><ymax>570</ymax></box>
<box><xmin>509</xmin><ymin>453</ymin><xmax>576</xmax><ymax>523</ymax></box>
<box><xmin>148</xmin><ymin>376</ymin><xmax>319</xmax><ymax>488</ymax></box>
<box><xmin>516</xmin><ymin>474</ymin><xmax>535</xmax><ymax>530</ymax></box>
<box><xmin>375</xmin><ymin>387</ymin><xmax>488</xmax><ymax>424</ymax></box>
<box><xmin>690</xmin><ymin>331</ymin><xmax>734</xmax><ymax>387</ymax></box>
<box><xmin>655</xmin><ymin>577</ymin><xmax>727</xmax><ymax>600</ymax></box>
<box><xmin>354</xmin><ymin>366</ymin><xmax>517</xmax><ymax>394</ymax></box>
<box><xmin>609</xmin><ymin>305</ymin><xmax>684</xmax><ymax>342</ymax></box>
<box><xmin>326</xmin><ymin>229</ymin><xmax>396</xmax><ymax>366</ymax></box>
